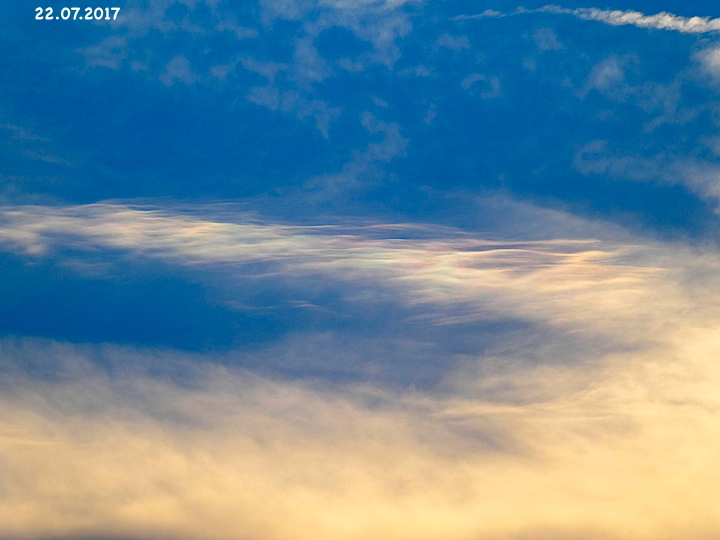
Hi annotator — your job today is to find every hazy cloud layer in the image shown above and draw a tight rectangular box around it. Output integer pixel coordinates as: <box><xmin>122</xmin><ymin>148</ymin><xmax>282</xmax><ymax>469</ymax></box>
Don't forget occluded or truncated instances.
<box><xmin>1</xmin><ymin>305</ymin><xmax>720</xmax><ymax>539</ymax></box>
<box><xmin>1</xmin><ymin>203</ymin><xmax>720</xmax><ymax>538</ymax></box>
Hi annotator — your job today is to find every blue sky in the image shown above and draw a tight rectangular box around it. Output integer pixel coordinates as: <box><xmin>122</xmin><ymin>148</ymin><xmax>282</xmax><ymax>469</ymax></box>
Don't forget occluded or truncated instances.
<box><xmin>2</xmin><ymin>1</ymin><xmax>720</xmax><ymax>539</ymax></box>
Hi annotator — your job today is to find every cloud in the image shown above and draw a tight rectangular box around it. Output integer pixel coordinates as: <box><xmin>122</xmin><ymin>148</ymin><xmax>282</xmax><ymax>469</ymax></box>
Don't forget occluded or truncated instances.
<box><xmin>241</xmin><ymin>44</ymin><xmax>342</xmax><ymax>136</ymax></box>
<box><xmin>0</xmin><ymin>125</ymin><xmax>50</xmax><ymax>143</ymax></box>
<box><xmin>76</xmin><ymin>1</ymin><xmax>259</xmax><ymax>87</ymax></box>
<box><xmin>214</xmin><ymin>20</ymin><xmax>258</xmax><ymax>39</ymax></box>
<box><xmin>358</xmin><ymin>112</ymin><xmax>407</xmax><ymax>161</ymax></box>
<box><xmin>77</xmin><ymin>35</ymin><xmax>128</xmax><ymax>70</ymax></box>
<box><xmin>451</xmin><ymin>9</ymin><xmax>505</xmax><ymax>21</ymax></box>
<box><xmin>0</xmin><ymin>202</ymin><xmax>704</xmax><ymax>341</ymax></box>
<box><xmin>578</xmin><ymin>54</ymin><xmax>641</xmax><ymax>103</ymax></box>
<box><xmin>435</xmin><ymin>33</ymin><xmax>470</xmax><ymax>51</ymax></box>
<box><xmin>261</xmin><ymin>0</ymin><xmax>414</xmax><ymax>23</ymax></box>
<box><xmin>461</xmin><ymin>73</ymin><xmax>501</xmax><ymax>98</ymax></box>
<box><xmin>1</xmin><ymin>292</ymin><xmax>720</xmax><ymax>539</ymax></box>
<box><xmin>265</xmin><ymin>0</ymin><xmax>414</xmax><ymax>68</ymax></box>
<box><xmin>1</xmin><ymin>203</ymin><xmax>720</xmax><ymax>538</ymax></box>
<box><xmin>246</xmin><ymin>84</ymin><xmax>341</xmax><ymax>137</ymax></box>
<box><xmin>574</xmin><ymin>140</ymin><xmax>720</xmax><ymax>201</ymax></box>
<box><xmin>0</xmin><ymin>124</ymin><xmax>75</xmax><ymax>168</ymax></box>
<box><xmin>300</xmin><ymin>112</ymin><xmax>407</xmax><ymax>194</ymax></box>
<box><xmin>455</xmin><ymin>5</ymin><xmax>720</xmax><ymax>34</ymax></box>
<box><xmin>160</xmin><ymin>55</ymin><xmax>198</xmax><ymax>86</ymax></box>
<box><xmin>73</xmin><ymin>0</ymin><xmax>413</xmax><ymax>141</ymax></box>
<box><xmin>535</xmin><ymin>5</ymin><xmax>720</xmax><ymax>33</ymax></box>
<box><xmin>530</xmin><ymin>27</ymin><xmax>563</xmax><ymax>51</ymax></box>
<box><xmin>293</xmin><ymin>37</ymin><xmax>330</xmax><ymax>85</ymax></box>
<box><xmin>695</xmin><ymin>46</ymin><xmax>720</xmax><ymax>83</ymax></box>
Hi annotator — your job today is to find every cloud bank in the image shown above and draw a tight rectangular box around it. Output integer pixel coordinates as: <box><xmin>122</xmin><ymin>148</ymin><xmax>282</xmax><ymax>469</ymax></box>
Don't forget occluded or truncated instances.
<box><xmin>0</xmin><ymin>203</ymin><xmax>719</xmax><ymax>538</ymax></box>
<box><xmin>1</xmin><ymin>324</ymin><xmax>720</xmax><ymax>540</ymax></box>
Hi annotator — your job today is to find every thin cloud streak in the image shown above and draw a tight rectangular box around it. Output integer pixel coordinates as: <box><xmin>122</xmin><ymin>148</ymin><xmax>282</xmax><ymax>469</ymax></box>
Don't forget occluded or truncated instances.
<box><xmin>454</xmin><ymin>5</ymin><xmax>720</xmax><ymax>34</ymax></box>
<box><xmin>536</xmin><ymin>5</ymin><xmax>720</xmax><ymax>33</ymax></box>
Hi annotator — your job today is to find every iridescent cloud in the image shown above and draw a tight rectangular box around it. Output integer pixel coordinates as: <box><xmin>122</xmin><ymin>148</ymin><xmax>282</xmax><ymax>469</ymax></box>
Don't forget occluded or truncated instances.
<box><xmin>0</xmin><ymin>203</ymin><xmax>719</xmax><ymax>539</ymax></box>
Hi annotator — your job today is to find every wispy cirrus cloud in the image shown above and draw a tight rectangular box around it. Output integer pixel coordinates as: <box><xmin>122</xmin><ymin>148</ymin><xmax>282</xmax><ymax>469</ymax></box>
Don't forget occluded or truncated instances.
<box><xmin>0</xmin><ymin>203</ymin><xmax>683</xmax><ymax>339</ymax></box>
<box><xmin>574</xmin><ymin>139</ymin><xmax>720</xmax><ymax>202</ymax></box>
<box><xmin>455</xmin><ymin>5</ymin><xmax>720</xmax><ymax>34</ymax></box>
<box><xmin>536</xmin><ymin>5</ymin><xmax>720</xmax><ymax>33</ymax></box>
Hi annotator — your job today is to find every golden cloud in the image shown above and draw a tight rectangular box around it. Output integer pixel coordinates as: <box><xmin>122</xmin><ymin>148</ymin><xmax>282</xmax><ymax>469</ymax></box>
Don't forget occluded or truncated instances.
<box><xmin>0</xmin><ymin>204</ymin><xmax>718</xmax><ymax>539</ymax></box>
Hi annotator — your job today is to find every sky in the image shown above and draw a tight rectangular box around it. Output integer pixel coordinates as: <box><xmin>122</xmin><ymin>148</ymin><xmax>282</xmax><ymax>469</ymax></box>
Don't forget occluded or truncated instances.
<box><xmin>2</xmin><ymin>1</ymin><xmax>720</xmax><ymax>539</ymax></box>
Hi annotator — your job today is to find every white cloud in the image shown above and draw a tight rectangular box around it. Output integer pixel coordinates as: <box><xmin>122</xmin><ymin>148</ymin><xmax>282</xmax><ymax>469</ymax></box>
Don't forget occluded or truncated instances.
<box><xmin>293</xmin><ymin>36</ymin><xmax>330</xmax><ymax>85</ymax></box>
<box><xmin>297</xmin><ymin>99</ymin><xmax>342</xmax><ymax>137</ymax></box>
<box><xmin>260</xmin><ymin>0</ymin><xmax>415</xmax><ymax>22</ymax></box>
<box><xmin>574</xmin><ymin>140</ymin><xmax>720</xmax><ymax>201</ymax></box>
<box><xmin>536</xmin><ymin>5</ymin><xmax>720</xmax><ymax>33</ymax></box>
<box><xmin>214</xmin><ymin>20</ymin><xmax>258</xmax><ymax>39</ymax></box>
<box><xmin>582</xmin><ymin>55</ymin><xmax>633</xmax><ymax>99</ymax></box>
<box><xmin>300</xmin><ymin>112</ymin><xmax>407</xmax><ymax>195</ymax></box>
<box><xmin>398</xmin><ymin>64</ymin><xmax>432</xmax><ymax>77</ymax></box>
<box><xmin>359</xmin><ymin>112</ymin><xmax>407</xmax><ymax>161</ymax></box>
<box><xmin>530</xmin><ymin>27</ymin><xmax>563</xmax><ymax>51</ymax></box>
<box><xmin>245</xmin><ymin>77</ymin><xmax>341</xmax><ymax>136</ymax></box>
<box><xmin>451</xmin><ymin>9</ymin><xmax>505</xmax><ymax>21</ymax></box>
<box><xmin>77</xmin><ymin>0</ymin><xmax>260</xmax><ymax>90</ymax></box>
<box><xmin>1</xmin><ymin>125</ymin><xmax>49</xmax><ymax>143</ymax></box>
<box><xmin>461</xmin><ymin>73</ymin><xmax>501</xmax><ymax>98</ymax></box>
<box><xmin>242</xmin><ymin>57</ymin><xmax>340</xmax><ymax>136</ymax></box>
<box><xmin>76</xmin><ymin>35</ymin><xmax>128</xmax><ymax>70</ymax></box>
<box><xmin>160</xmin><ymin>55</ymin><xmax>198</xmax><ymax>86</ymax></box>
<box><xmin>435</xmin><ymin>33</ymin><xmax>470</xmax><ymax>50</ymax></box>
<box><xmin>574</xmin><ymin>54</ymin><xmax>684</xmax><ymax>130</ymax></box>
<box><xmin>242</xmin><ymin>57</ymin><xmax>287</xmax><ymax>81</ymax></box>
<box><xmin>696</xmin><ymin>46</ymin><xmax>720</xmax><ymax>82</ymax></box>
<box><xmin>455</xmin><ymin>5</ymin><xmax>720</xmax><ymax>34</ymax></box>
<box><xmin>260</xmin><ymin>0</ymin><xmax>413</xmax><ymax>68</ymax></box>
<box><xmin>247</xmin><ymin>84</ymin><xmax>282</xmax><ymax>110</ymax></box>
